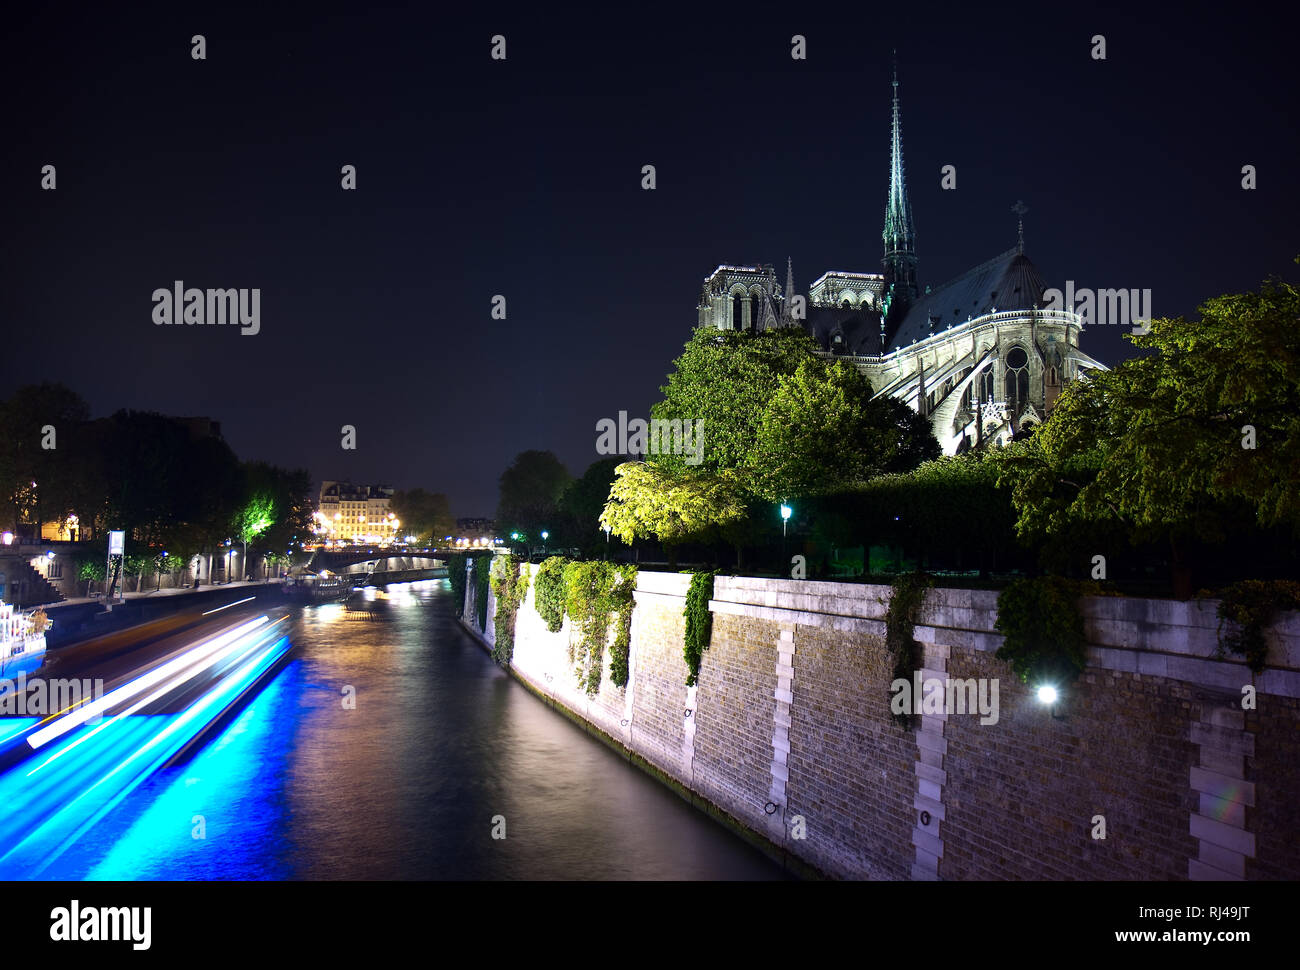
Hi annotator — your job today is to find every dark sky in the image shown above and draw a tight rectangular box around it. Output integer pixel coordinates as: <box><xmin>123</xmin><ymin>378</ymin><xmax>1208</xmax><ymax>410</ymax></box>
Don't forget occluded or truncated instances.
<box><xmin>3</xmin><ymin>3</ymin><xmax>1295</xmax><ymax>517</ymax></box>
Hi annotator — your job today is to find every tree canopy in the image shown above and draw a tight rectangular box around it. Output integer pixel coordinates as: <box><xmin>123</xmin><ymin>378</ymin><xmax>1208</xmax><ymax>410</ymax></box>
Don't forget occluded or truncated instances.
<box><xmin>991</xmin><ymin>271</ymin><xmax>1300</xmax><ymax>546</ymax></box>
<box><xmin>390</xmin><ymin>487</ymin><xmax>453</xmax><ymax>544</ymax></box>
<box><xmin>496</xmin><ymin>449</ymin><xmax>572</xmax><ymax>541</ymax></box>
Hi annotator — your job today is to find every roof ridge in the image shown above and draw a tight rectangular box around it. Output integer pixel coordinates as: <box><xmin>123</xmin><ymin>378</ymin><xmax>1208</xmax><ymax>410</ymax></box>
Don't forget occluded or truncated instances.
<box><xmin>923</xmin><ymin>246</ymin><xmax>1021</xmax><ymax>298</ymax></box>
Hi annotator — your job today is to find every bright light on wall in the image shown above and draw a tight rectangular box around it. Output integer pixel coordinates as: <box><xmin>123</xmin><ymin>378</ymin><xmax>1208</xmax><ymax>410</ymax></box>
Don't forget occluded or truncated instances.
<box><xmin>1036</xmin><ymin>685</ymin><xmax>1058</xmax><ymax>705</ymax></box>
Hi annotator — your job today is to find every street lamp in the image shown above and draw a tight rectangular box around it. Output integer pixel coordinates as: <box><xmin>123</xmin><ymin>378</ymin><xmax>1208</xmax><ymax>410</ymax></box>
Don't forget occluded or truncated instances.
<box><xmin>780</xmin><ymin>502</ymin><xmax>792</xmax><ymax>568</ymax></box>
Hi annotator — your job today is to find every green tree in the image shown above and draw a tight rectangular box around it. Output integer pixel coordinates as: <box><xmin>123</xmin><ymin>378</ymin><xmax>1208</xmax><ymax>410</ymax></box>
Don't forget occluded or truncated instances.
<box><xmin>600</xmin><ymin>461</ymin><xmax>751</xmax><ymax>564</ymax></box>
<box><xmin>557</xmin><ymin>457</ymin><xmax>622</xmax><ymax>556</ymax></box>
<box><xmin>390</xmin><ymin>488</ymin><xmax>453</xmax><ymax>544</ymax></box>
<box><xmin>748</xmin><ymin>358</ymin><xmax>940</xmax><ymax>501</ymax></box>
<box><xmin>991</xmin><ymin>269</ymin><xmax>1300</xmax><ymax>592</ymax></box>
<box><xmin>0</xmin><ymin>383</ymin><xmax>91</xmax><ymax>535</ymax></box>
<box><xmin>496</xmin><ymin>450</ymin><xmax>571</xmax><ymax>550</ymax></box>
<box><xmin>651</xmin><ymin>326</ymin><xmax>820</xmax><ymax>474</ymax></box>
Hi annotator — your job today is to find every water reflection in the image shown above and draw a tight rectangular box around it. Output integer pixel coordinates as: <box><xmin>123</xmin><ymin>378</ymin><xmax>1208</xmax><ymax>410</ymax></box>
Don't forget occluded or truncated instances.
<box><xmin>60</xmin><ymin>580</ymin><xmax>785</xmax><ymax>879</ymax></box>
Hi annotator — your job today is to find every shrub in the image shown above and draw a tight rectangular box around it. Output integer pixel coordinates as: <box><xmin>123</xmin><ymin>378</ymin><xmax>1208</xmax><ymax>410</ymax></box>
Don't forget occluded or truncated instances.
<box><xmin>608</xmin><ymin>566</ymin><xmax>638</xmax><ymax>688</ymax></box>
<box><xmin>534</xmin><ymin>556</ymin><xmax>569</xmax><ymax>632</ymax></box>
<box><xmin>490</xmin><ymin>555</ymin><xmax>530</xmax><ymax>666</ymax></box>
<box><xmin>564</xmin><ymin>560</ymin><xmax>616</xmax><ymax>696</ymax></box>
<box><xmin>683</xmin><ymin>570</ymin><xmax>716</xmax><ymax>687</ymax></box>
<box><xmin>883</xmin><ymin>572</ymin><xmax>932</xmax><ymax>729</ymax></box>
<box><xmin>1215</xmin><ymin>579</ymin><xmax>1300</xmax><ymax>673</ymax></box>
<box><xmin>994</xmin><ymin>576</ymin><xmax>1089</xmax><ymax>689</ymax></box>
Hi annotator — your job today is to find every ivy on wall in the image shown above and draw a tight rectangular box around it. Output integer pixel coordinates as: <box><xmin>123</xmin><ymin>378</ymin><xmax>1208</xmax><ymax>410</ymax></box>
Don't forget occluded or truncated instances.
<box><xmin>1214</xmin><ymin>578</ymin><xmax>1300</xmax><ymax>673</ymax></box>
<box><xmin>683</xmin><ymin>570</ymin><xmax>716</xmax><ymax>687</ymax></box>
<box><xmin>608</xmin><ymin>566</ymin><xmax>638</xmax><ymax>688</ymax></box>
<box><xmin>490</xmin><ymin>554</ymin><xmax>530</xmax><ymax>667</ymax></box>
<box><xmin>564</xmin><ymin>561</ymin><xmax>617</xmax><ymax>696</ymax></box>
<box><xmin>883</xmin><ymin>571</ymin><xmax>932</xmax><ymax>730</ymax></box>
<box><xmin>994</xmin><ymin>576</ymin><xmax>1089</xmax><ymax>690</ymax></box>
<box><xmin>448</xmin><ymin>552</ymin><xmax>468</xmax><ymax>616</ymax></box>
<box><xmin>534</xmin><ymin>556</ymin><xmax>569</xmax><ymax>633</ymax></box>
<box><xmin>473</xmin><ymin>554</ymin><xmax>491</xmax><ymax>632</ymax></box>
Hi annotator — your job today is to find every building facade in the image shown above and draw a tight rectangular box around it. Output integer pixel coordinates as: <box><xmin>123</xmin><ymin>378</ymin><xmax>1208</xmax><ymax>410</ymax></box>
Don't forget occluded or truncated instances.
<box><xmin>318</xmin><ymin>482</ymin><xmax>396</xmax><ymax>544</ymax></box>
<box><xmin>697</xmin><ymin>69</ymin><xmax>1106</xmax><ymax>454</ymax></box>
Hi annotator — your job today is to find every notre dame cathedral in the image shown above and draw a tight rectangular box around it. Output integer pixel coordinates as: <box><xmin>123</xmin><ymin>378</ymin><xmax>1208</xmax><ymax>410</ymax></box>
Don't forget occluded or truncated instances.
<box><xmin>696</xmin><ymin>68</ymin><xmax>1107</xmax><ymax>455</ymax></box>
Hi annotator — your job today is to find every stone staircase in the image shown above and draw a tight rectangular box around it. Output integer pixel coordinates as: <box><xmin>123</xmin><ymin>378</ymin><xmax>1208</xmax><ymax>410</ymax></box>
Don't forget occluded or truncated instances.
<box><xmin>3</xmin><ymin>561</ymin><xmax>65</xmax><ymax>607</ymax></box>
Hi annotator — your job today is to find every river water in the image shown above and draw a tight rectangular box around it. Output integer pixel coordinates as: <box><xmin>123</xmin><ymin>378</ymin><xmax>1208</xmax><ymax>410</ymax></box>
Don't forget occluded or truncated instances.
<box><xmin>43</xmin><ymin>579</ymin><xmax>785</xmax><ymax>879</ymax></box>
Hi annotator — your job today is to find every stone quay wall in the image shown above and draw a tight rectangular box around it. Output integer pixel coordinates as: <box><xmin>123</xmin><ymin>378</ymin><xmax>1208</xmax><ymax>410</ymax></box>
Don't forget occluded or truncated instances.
<box><xmin>459</xmin><ymin>564</ymin><xmax>1300</xmax><ymax>880</ymax></box>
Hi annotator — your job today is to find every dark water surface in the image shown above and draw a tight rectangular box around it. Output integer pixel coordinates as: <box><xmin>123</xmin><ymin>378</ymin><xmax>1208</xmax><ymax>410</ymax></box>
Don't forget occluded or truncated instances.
<box><xmin>48</xmin><ymin>580</ymin><xmax>785</xmax><ymax>879</ymax></box>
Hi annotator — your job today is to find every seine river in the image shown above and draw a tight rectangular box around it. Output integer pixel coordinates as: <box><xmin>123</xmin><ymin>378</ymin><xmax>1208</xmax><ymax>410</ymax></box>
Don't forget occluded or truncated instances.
<box><xmin>41</xmin><ymin>579</ymin><xmax>784</xmax><ymax>879</ymax></box>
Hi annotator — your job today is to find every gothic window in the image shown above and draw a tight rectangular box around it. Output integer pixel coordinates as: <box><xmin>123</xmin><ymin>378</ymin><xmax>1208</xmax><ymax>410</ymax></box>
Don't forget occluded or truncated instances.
<box><xmin>980</xmin><ymin>367</ymin><xmax>995</xmax><ymax>403</ymax></box>
<box><xmin>1005</xmin><ymin>345</ymin><xmax>1030</xmax><ymax>413</ymax></box>
<box><xmin>732</xmin><ymin>293</ymin><xmax>743</xmax><ymax>330</ymax></box>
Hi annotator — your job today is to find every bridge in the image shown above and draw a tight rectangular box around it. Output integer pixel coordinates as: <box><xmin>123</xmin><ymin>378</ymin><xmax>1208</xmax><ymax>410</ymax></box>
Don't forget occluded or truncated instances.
<box><xmin>305</xmin><ymin>546</ymin><xmax>455</xmax><ymax>582</ymax></box>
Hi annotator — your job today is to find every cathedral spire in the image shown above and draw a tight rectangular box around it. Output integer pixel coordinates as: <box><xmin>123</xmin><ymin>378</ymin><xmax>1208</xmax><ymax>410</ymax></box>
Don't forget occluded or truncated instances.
<box><xmin>882</xmin><ymin>54</ymin><xmax>918</xmax><ymax>324</ymax></box>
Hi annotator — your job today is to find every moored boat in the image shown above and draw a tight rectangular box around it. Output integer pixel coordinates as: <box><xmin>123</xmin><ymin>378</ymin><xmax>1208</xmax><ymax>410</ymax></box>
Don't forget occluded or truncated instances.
<box><xmin>1</xmin><ymin>601</ymin><xmax>50</xmax><ymax>678</ymax></box>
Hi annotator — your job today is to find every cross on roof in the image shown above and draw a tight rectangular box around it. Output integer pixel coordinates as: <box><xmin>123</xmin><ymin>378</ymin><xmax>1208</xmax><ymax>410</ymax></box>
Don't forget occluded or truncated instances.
<box><xmin>1011</xmin><ymin>200</ymin><xmax>1028</xmax><ymax>253</ymax></box>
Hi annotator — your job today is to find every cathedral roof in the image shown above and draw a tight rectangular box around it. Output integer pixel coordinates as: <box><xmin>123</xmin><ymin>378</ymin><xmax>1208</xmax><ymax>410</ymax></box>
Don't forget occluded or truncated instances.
<box><xmin>888</xmin><ymin>248</ymin><xmax>1049</xmax><ymax>350</ymax></box>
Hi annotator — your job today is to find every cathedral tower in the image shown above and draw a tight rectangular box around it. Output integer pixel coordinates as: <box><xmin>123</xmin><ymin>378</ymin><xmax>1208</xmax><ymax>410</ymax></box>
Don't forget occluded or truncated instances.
<box><xmin>882</xmin><ymin>59</ymin><xmax>918</xmax><ymax>330</ymax></box>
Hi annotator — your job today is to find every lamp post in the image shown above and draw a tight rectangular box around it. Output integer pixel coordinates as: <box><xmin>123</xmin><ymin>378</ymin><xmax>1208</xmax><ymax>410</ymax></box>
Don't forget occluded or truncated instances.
<box><xmin>541</xmin><ymin>530</ymin><xmax>549</xmax><ymax>557</ymax></box>
<box><xmin>780</xmin><ymin>503</ymin><xmax>792</xmax><ymax>567</ymax></box>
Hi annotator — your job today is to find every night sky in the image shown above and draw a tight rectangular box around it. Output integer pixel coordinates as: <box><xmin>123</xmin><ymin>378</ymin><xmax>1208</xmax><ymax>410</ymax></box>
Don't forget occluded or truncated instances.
<box><xmin>3</xmin><ymin>3</ymin><xmax>1295</xmax><ymax>516</ymax></box>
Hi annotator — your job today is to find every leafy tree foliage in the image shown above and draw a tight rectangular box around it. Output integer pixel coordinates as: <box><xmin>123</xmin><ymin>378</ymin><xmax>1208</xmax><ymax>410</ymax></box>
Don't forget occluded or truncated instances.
<box><xmin>748</xmin><ymin>358</ymin><xmax>940</xmax><ymax>501</ymax></box>
<box><xmin>651</xmin><ymin>326</ymin><xmax>820</xmax><ymax>475</ymax></box>
<box><xmin>0</xmin><ymin>383</ymin><xmax>91</xmax><ymax>533</ymax></box>
<box><xmin>390</xmin><ymin>487</ymin><xmax>453</xmax><ymax>544</ymax></box>
<box><xmin>991</xmin><ymin>271</ymin><xmax>1300</xmax><ymax>557</ymax></box>
<box><xmin>599</xmin><ymin>461</ymin><xmax>750</xmax><ymax>553</ymax></box>
<box><xmin>496</xmin><ymin>449</ymin><xmax>571</xmax><ymax>546</ymax></box>
<box><xmin>556</xmin><ymin>458</ymin><xmax>621</xmax><ymax>555</ymax></box>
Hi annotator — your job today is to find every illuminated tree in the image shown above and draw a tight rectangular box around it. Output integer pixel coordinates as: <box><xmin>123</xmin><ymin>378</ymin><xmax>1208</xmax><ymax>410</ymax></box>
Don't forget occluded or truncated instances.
<box><xmin>992</xmin><ymin>268</ymin><xmax>1300</xmax><ymax>592</ymax></box>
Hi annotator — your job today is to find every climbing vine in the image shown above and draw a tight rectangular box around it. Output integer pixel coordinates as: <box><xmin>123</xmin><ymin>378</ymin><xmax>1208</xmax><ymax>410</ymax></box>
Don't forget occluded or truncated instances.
<box><xmin>994</xmin><ymin>576</ymin><xmax>1089</xmax><ymax>689</ymax></box>
<box><xmin>608</xmin><ymin>565</ymin><xmax>638</xmax><ymax>688</ymax></box>
<box><xmin>490</xmin><ymin>555</ymin><xmax>530</xmax><ymax>667</ymax></box>
<box><xmin>683</xmin><ymin>570</ymin><xmax>716</xmax><ymax>687</ymax></box>
<box><xmin>1214</xmin><ymin>579</ymin><xmax>1300</xmax><ymax>674</ymax></box>
<box><xmin>534</xmin><ymin>556</ymin><xmax>569</xmax><ymax>632</ymax></box>
<box><xmin>448</xmin><ymin>552</ymin><xmax>468</xmax><ymax>616</ymax></box>
<box><xmin>564</xmin><ymin>560</ymin><xmax>617</xmax><ymax>696</ymax></box>
<box><xmin>473</xmin><ymin>554</ymin><xmax>491</xmax><ymax>632</ymax></box>
<box><xmin>883</xmin><ymin>572</ymin><xmax>932</xmax><ymax>729</ymax></box>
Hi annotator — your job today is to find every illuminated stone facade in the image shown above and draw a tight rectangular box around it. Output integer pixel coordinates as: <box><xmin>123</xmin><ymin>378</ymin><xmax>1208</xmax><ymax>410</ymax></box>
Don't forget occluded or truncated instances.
<box><xmin>696</xmin><ymin>70</ymin><xmax>1106</xmax><ymax>454</ymax></box>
